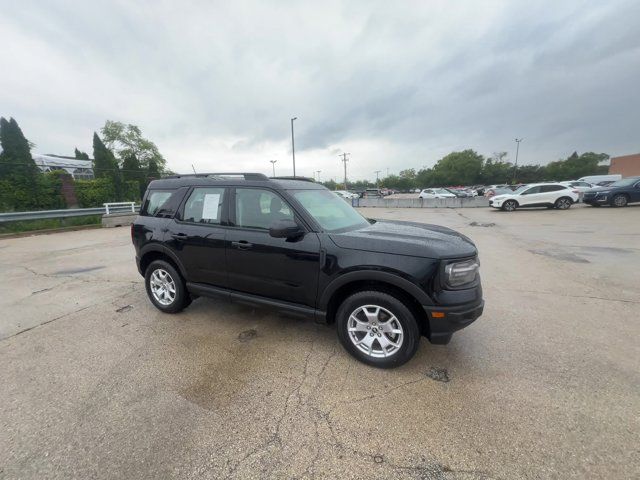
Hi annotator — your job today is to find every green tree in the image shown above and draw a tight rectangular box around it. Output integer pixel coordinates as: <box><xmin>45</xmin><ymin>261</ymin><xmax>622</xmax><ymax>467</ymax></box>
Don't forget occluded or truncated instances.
<box><xmin>74</xmin><ymin>148</ymin><xmax>90</xmax><ymax>160</ymax></box>
<box><xmin>147</xmin><ymin>156</ymin><xmax>160</xmax><ymax>184</ymax></box>
<box><xmin>101</xmin><ymin>120</ymin><xmax>166</xmax><ymax>171</ymax></box>
<box><xmin>121</xmin><ymin>151</ymin><xmax>145</xmax><ymax>198</ymax></box>
<box><xmin>430</xmin><ymin>149</ymin><xmax>484</xmax><ymax>186</ymax></box>
<box><xmin>544</xmin><ymin>151</ymin><xmax>609</xmax><ymax>181</ymax></box>
<box><xmin>0</xmin><ymin>117</ymin><xmax>43</xmax><ymax>210</ymax></box>
<box><xmin>92</xmin><ymin>132</ymin><xmax>122</xmax><ymax>201</ymax></box>
<box><xmin>322</xmin><ymin>179</ymin><xmax>337</xmax><ymax>190</ymax></box>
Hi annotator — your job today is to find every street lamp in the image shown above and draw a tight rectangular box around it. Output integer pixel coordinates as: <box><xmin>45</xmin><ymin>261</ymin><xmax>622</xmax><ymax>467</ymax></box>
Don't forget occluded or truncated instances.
<box><xmin>513</xmin><ymin>138</ymin><xmax>523</xmax><ymax>182</ymax></box>
<box><xmin>374</xmin><ymin>170</ymin><xmax>381</xmax><ymax>186</ymax></box>
<box><xmin>290</xmin><ymin>117</ymin><xmax>297</xmax><ymax>176</ymax></box>
<box><xmin>269</xmin><ymin>159</ymin><xmax>277</xmax><ymax>177</ymax></box>
<box><xmin>316</xmin><ymin>170</ymin><xmax>321</xmax><ymax>182</ymax></box>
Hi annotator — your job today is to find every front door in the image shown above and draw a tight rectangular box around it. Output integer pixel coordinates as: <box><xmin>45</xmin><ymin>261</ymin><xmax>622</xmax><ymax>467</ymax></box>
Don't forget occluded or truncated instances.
<box><xmin>226</xmin><ymin>187</ymin><xmax>321</xmax><ymax>307</ymax></box>
<box><xmin>165</xmin><ymin>186</ymin><xmax>229</xmax><ymax>286</ymax></box>
<box><xmin>518</xmin><ymin>185</ymin><xmax>545</xmax><ymax>206</ymax></box>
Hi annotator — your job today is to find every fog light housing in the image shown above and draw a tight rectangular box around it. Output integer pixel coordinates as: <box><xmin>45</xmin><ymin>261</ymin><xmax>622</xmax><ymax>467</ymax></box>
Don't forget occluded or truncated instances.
<box><xmin>445</xmin><ymin>258</ymin><xmax>480</xmax><ymax>287</ymax></box>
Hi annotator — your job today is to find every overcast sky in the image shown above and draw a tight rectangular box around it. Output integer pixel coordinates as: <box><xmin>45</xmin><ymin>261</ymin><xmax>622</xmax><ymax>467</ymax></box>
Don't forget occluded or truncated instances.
<box><xmin>1</xmin><ymin>0</ymin><xmax>638</xmax><ymax>181</ymax></box>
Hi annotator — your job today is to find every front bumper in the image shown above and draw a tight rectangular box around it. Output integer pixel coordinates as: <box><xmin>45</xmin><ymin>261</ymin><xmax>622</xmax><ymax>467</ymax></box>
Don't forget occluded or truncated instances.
<box><xmin>583</xmin><ymin>194</ymin><xmax>608</xmax><ymax>204</ymax></box>
<box><xmin>423</xmin><ymin>300</ymin><xmax>484</xmax><ymax>345</ymax></box>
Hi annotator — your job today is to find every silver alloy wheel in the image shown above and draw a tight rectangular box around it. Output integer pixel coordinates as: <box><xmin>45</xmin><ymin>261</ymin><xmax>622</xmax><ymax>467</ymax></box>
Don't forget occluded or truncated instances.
<box><xmin>150</xmin><ymin>268</ymin><xmax>176</xmax><ymax>306</ymax></box>
<box><xmin>504</xmin><ymin>201</ymin><xmax>516</xmax><ymax>211</ymax></box>
<box><xmin>613</xmin><ymin>195</ymin><xmax>627</xmax><ymax>207</ymax></box>
<box><xmin>347</xmin><ymin>305</ymin><xmax>404</xmax><ymax>358</ymax></box>
<box><xmin>556</xmin><ymin>198</ymin><xmax>571</xmax><ymax>209</ymax></box>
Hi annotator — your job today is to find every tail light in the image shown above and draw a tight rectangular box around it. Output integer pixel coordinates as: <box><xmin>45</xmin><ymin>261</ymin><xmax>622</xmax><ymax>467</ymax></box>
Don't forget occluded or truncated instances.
<box><xmin>572</xmin><ymin>189</ymin><xmax>579</xmax><ymax>194</ymax></box>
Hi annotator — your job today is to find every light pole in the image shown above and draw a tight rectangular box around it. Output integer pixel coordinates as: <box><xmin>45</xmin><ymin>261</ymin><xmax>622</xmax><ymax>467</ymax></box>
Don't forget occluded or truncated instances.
<box><xmin>339</xmin><ymin>152</ymin><xmax>350</xmax><ymax>190</ymax></box>
<box><xmin>269</xmin><ymin>159</ymin><xmax>277</xmax><ymax>177</ymax></box>
<box><xmin>513</xmin><ymin>138</ymin><xmax>523</xmax><ymax>183</ymax></box>
<box><xmin>374</xmin><ymin>170</ymin><xmax>381</xmax><ymax>186</ymax></box>
<box><xmin>316</xmin><ymin>170</ymin><xmax>321</xmax><ymax>182</ymax></box>
<box><xmin>290</xmin><ymin>117</ymin><xmax>297</xmax><ymax>176</ymax></box>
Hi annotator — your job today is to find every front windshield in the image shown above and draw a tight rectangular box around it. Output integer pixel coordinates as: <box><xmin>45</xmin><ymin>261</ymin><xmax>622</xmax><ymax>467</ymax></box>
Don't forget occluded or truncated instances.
<box><xmin>293</xmin><ymin>190</ymin><xmax>370</xmax><ymax>232</ymax></box>
<box><xmin>609</xmin><ymin>178</ymin><xmax>638</xmax><ymax>187</ymax></box>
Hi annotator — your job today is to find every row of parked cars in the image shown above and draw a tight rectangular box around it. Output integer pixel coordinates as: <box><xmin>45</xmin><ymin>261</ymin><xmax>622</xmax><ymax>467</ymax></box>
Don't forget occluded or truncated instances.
<box><xmin>488</xmin><ymin>176</ymin><xmax>640</xmax><ymax>211</ymax></box>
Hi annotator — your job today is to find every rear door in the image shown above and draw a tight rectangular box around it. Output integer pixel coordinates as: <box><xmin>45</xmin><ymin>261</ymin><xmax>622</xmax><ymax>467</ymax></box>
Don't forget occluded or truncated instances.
<box><xmin>165</xmin><ymin>186</ymin><xmax>229</xmax><ymax>286</ymax></box>
<box><xmin>631</xmin><ymin>180</ymin><xmax>640</xmax><ymax>202</ymax></box>
<box><xmin>226</xmin><ymin>187</ymin><xmax>321</xmax><ymax>307</ymax></box>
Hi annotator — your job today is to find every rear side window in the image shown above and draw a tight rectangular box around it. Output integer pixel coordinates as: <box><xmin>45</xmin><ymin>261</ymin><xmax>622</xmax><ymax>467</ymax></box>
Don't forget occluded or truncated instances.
<box><xmin>142</xmin><ymin>190</ymin><xmax>173</xmax><ymax>217</ymax></box>
<box><xmin>182</xmin><ymin>187</ymin><xmax>226</xmax><ymax>225</ymax></box>
<box><xmin>541</xmin><ymin>185</ymin><xmax>565</xmax><ymax>192</ymax></box>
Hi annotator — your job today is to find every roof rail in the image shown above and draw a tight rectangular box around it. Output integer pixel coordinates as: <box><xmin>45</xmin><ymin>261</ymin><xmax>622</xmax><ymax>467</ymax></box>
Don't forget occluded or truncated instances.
<box><xmin>269</xmin><ymin>176</ymin><xmax>316</xmax><ymax>182</ymax></box>
<box><xmin>164</xmin><ymin>172</ymin><xmax>268</xmax><ymax>180</ymax></box>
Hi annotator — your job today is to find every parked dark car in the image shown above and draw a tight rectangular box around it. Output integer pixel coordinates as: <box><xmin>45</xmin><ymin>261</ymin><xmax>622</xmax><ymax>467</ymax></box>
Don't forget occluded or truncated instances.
<box><xmin>362</xmin><ymin>188</ymin><xmax>383</xmax><ymax>198</ymax></box>
<box><xmin>583</xmin><ymin>176</ymin><xmax>640</xmax><ymax>207</ymax></box>
<box><xmin>131</xmin><ymin>173</ymin><xmax>484</xmax><ymax>368</ymax></box>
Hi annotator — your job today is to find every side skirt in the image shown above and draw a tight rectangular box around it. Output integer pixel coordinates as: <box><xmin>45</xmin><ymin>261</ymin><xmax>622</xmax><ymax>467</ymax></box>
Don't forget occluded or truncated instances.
<box><xmin>186</xmin><ymin>282</ymin><xmax>328</xmax><ymax>323</ymax></box>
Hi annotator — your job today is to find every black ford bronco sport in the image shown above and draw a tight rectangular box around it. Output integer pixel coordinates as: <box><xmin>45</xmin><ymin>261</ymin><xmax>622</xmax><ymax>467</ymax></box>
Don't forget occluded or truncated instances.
<box><xmin>132</xmin><ymin>173</ymin><xmax>483</xmax><ymax>368</ymax></box>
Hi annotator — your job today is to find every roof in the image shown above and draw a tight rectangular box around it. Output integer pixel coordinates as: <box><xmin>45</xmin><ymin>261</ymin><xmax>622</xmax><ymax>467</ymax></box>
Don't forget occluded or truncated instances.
<box><xmin>32</xmin><ymin>153</ymin><xmax>92</xmax><ymax>169</ymax></box>
<box><xmin>148</xmin><ymin>173</ymin><xmax>327</xmax><ymax>191</ymax></box>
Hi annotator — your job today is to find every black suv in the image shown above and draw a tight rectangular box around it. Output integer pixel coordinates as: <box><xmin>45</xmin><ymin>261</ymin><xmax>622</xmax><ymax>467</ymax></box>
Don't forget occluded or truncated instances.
<box><xmin>132</xmin><ymin>173</ymin><xmax>484</xmax><ymax>368</ymax></box>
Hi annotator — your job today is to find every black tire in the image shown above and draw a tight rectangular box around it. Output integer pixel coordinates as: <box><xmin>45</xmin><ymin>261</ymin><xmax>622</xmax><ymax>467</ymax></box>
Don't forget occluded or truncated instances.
<box><xmin>144</xmin><ymin>259</ymin><xmax>191</xmax><ymax>313</ymax></box>
<box><xmin>336</xmin><ymin>290</ymin><xmax>420</xmax><ymax>368</ymax></box>
<box><xmin>611</xmin><ymin>194</ymin><xmax>628</xmax><ymax>208</ymax></box>
<box><xmin>501</xmin><ymin>200</ymin><xmax>517</xmax><ymax>212</ymax></box>
<box><xmin>554</xmin><ymin>197</ymin><xmax>573</xmax><ymax>210</ymax></box>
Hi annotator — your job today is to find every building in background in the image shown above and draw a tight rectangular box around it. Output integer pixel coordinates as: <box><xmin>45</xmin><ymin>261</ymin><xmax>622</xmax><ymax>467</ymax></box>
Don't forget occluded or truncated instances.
<box><xmin>32</xmin><ymin>154</ymin><xmax>94</xmax><ymax>179</ymax></box>
<box><xmin>609</xmin><ymin>153</ymin><xmax>640</xmax><ymax>177</ymax></box>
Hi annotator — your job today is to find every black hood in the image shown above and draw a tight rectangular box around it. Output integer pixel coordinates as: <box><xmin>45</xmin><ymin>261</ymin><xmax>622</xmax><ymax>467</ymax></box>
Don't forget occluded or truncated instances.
<box><xmin>328</xmin><ymin>220</ymin><xmax>477</xmax><ymax>259</ymax></box>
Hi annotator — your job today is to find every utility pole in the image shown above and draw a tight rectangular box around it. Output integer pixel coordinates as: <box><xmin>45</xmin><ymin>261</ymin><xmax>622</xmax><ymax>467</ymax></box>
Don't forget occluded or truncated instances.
<box><xmin>386</xmin><ymin>167</ymin><xmax>389</xmax><ymax>177</ymax></box>
<box><xmin>374</xmin><ymin>170</ymin><xmax>381</xmax><ymax>186</ymax></box>
<box><xmin>316</xmin><ymin>170</ymin><xmax>321</xmax><ymax>182</ymax></box>
<box><xmin>290</xmin><ymin>117</ymin><xmax>297</xmax><ymax>176</ymax></box>
<box><xmin>269</xmin><ymin>159</ymin><xmax>277</xmax><ymax>177</ymax></box>
<box><xmin>339</xmin><ymin>153</ymin><xmax>351</xmax><ymax>190</ymax></box>
<box><xmin>513</xmin><ymin>138</ymin><xmax>523</xmax><ymax>183</ymax></box>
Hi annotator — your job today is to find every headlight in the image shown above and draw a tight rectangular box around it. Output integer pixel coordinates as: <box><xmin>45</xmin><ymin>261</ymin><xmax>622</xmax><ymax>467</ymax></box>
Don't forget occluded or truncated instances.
<box><xmin>444</xmin><ymin>258</ymin><xmax>480</xmax><ymax>287</ymax></box>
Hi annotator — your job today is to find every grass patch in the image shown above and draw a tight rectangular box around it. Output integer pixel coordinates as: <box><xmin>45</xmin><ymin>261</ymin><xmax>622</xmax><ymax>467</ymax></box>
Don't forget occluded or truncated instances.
<box><xmin>0</xmin><ymin>215</ymin><xmax>102</xmax><ymax>234</ymax></box>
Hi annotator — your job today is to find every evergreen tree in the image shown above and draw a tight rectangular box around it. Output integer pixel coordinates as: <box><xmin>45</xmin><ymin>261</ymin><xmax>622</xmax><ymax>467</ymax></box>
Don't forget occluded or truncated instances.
<box><xmin>74</xmin><ymin>148</ymin><xmax>90</xmax><ymax>160</ymax></box>
<box><xmin>147</xmin><ymin>156</ymin><xmax>160</xmax><ymax>182</ymax></box>
<box><xmin>0</xmin><ymin>117</ymin><xmax>42</xmax><ymax>210</ymax></box>
<box><xmin>0</xmin><ymin>117</ymin><xmax>38</xmax><ymax>180</ymax></box>
<box><xmin>92</xmin><ymin>132</ymin><xmax>123</xmax><ymax>200</ymax></box>
<box><xmin>122</xmin><ymin>151</ymin><xmax>145</xmax><ymax>197</ymax></box>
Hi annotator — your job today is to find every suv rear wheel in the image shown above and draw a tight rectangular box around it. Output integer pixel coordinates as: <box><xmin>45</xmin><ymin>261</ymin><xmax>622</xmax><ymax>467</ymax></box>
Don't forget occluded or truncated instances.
<box><xmin>554</xmin><ymin>197</ymin><xmax>573</xmax><ymax>209</ymax></box>
<box><xmin>145</xmin><ymin>260</ymin><xmax>191</xmax><ymax>313</ymax></box>
<box><xmin>336</xmin><ymin>291</ymin><xmax>420</xmax><ymax>368</ymax></box>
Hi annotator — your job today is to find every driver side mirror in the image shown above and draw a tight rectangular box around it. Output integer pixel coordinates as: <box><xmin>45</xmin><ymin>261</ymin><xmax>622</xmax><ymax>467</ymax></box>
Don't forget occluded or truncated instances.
<box><xmin>269</xmin><ymin>218</ymin><xmax>304</xmax><ymax>239</ymax></box>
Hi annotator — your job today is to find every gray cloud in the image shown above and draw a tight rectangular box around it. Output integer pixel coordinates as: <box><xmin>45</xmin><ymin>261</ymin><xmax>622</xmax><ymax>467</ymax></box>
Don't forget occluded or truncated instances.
<box><xmin>1</xmin><ymin>0</ymin><xmax>638</xmax><ymax>179</ymax></box>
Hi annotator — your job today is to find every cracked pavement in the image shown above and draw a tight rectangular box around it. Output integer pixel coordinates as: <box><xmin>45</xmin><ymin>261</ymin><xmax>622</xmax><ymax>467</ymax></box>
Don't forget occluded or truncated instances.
<box><xmin>1</xmin><ymin>204</ymin><xmax>639</xmax><ymax>479</ymax></box>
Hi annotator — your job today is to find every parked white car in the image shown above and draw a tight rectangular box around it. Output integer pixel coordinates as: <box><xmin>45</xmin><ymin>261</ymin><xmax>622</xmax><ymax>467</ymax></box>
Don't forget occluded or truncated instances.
<box><xmin>418</xmin><ymin>188</ymin><xmax>457</xmax><ymax>199</ymax></box>
<box><xmin>489</xmin><ymin>183</ymin><xmax>579</xmax><ymax>211</ymax></box>
<box><xmin>560</xmin><ymin>180</ymin><xmax>595</xmax><ymax>192</ymax></box>
<box><xmin>334</xmin><ymin>190</ymin><xmax>359</xmax><ymax>199</ymax></box>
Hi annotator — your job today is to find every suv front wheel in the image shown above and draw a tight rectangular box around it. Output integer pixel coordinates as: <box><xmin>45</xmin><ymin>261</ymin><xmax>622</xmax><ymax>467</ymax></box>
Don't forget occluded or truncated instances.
<box><xmin>336</xmin><ymin>291</ymin><xmax>420</xmax><ymax>368</ymax></box>
<box><xmin>145</xmin><ymin>260</ymin><xmax>191</xmax><ymax>313</ymax></box>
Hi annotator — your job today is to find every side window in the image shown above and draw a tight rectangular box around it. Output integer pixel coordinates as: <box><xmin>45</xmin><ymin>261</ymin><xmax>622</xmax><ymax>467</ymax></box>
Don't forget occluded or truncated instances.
<box><xmin>522</xmin><ymin>186</ymin><xmax>541</xmax><ymax>195</ymax></box>
<box><xmin>182</xmin><ymin>187</ymin><xmax>226</xmax><ymax>225</ymax></box>
<box><xmin>235</xmin><ymin>188</ymin><xmax>293</xmax><ymax>230</ymax></box>
<box><xmin>142</xmin><ymin>190</ymin><xmax>173</xmax><ymax>217</ymax></box>
<box><xmin>541</xmin><ymin>185</ymin><xmax>562</xmax><ymax>192</ymax></box>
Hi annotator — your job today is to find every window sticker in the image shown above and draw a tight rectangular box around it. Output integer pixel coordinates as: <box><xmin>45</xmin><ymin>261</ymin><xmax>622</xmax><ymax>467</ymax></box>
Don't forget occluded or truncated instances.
<box><xmin>202</xmin><ymin>193</ymin><xmax>221</xmax><ymax>220</ymax></box>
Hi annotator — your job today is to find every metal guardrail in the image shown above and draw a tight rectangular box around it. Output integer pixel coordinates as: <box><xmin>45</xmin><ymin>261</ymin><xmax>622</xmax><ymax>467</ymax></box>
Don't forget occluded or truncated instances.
<box><xmin>104</xmin><ymin>202</ymin><xmax>136</xmax><ymax>215</ymax></box>
<box><xmin>0</xmin><ymin>205</ymin><xmax>140</xmax><ymax>223</ymax></box>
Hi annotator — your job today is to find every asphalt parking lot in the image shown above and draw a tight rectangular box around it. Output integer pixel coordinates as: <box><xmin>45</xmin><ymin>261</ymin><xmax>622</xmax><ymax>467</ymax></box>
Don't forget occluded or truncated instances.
<box><xmin>1</xmin><ymin>204</ymin><xmax>638</xmax><ymax>479</ymax></box>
